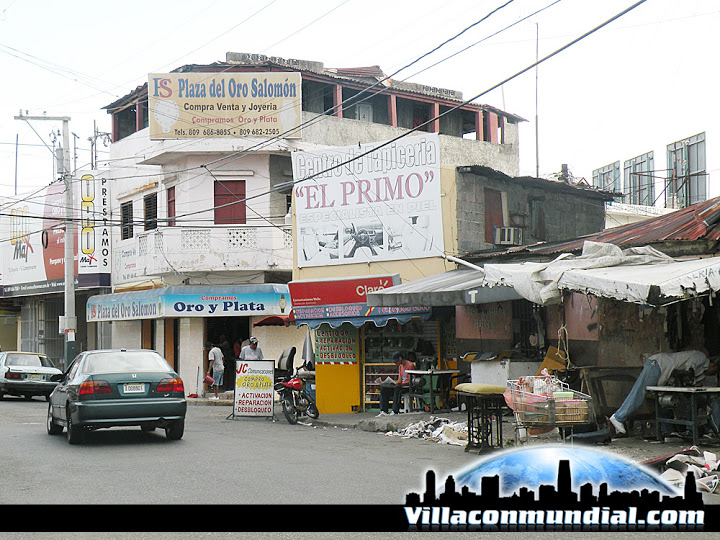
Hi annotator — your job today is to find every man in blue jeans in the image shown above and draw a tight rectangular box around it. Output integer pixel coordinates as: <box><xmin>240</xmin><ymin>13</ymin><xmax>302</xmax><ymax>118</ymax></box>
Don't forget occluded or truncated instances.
<box><xmin>609</xmin><ymin>349</ymin><xmax>719</xmax><ymax>436</ymax></box>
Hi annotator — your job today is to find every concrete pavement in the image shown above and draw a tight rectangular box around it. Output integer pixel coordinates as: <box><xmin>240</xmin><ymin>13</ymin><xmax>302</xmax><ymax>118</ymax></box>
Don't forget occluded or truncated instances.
<box><xmin>187</xmin><ymin>394</ymin><xmax>719</xmax><ymax>459</ymax></box>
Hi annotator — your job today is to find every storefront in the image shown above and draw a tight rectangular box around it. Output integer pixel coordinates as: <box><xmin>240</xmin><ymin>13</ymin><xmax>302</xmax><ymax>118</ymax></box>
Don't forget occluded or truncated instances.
<box><xmin>289</xmin><ymin>275</ymin><xmax>459</xmax><ymax>413</ymax></box>
<box><xmin>86</xmin><ymin>284</ymin><xmax>302</xmax><ymax>395</ymax></box>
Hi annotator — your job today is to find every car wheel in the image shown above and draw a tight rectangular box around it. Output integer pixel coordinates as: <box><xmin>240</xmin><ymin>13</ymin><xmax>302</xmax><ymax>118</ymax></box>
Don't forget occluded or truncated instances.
<box><xmin>66</xmin><ymin>408</ymin><xmax>85</xmax><ymax>445</ymax></box>
<box><xmin>23</xmin><ymin>394</ymin><xmax>33</xmax><ymax>401</ymax></box>
<box><xmin>47</xmin><ymin>404</ymin><xmax>63</xmax><ymax>435</ymax></box>
<box><xmin>165</xmin><ymin>419</ymin><xmax>184</xmax><ymax>440</ymax></box>
<box><xmin>282</xmin><ymin>397</ymin><xmax>298</xmax><ymax>425</ymax></box>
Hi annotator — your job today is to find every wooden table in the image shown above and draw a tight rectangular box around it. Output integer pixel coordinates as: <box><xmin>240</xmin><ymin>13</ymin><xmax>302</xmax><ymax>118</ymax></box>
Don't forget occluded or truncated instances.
<box><xmin>646</xmin><ymin>386</ymin><xmax>720</xmax><ymax>445</ymax></box>
<box><xmin>406</xmin><ymin>369</ymin><xmax>459</xmax><ymax>413</ymax></box>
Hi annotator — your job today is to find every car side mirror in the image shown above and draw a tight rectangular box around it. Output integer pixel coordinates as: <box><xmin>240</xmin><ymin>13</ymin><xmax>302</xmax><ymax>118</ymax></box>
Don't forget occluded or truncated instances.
<box><xmin>50</xmin><ymin>373</ymin><xmax>64</xmax><ymax>383</ymax></box>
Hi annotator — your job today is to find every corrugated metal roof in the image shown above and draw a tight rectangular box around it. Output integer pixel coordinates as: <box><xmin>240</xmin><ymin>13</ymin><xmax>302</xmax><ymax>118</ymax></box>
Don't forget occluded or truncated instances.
<box><xmin>331</xmin><ymin>66</ymin><xmax>386</xmax><ymax>78</ymax></box>
<box><xmin>469</xmin><ymin>196</ymin><xmax>720</xmax><ymax>261</ymax></box>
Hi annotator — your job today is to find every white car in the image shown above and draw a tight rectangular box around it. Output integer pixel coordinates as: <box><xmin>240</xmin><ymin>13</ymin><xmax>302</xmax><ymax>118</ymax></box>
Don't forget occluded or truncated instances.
<box><xmin>0</xmin><ymin>351</ymin><xmax>63</xmax><ymax>401</ymax></box>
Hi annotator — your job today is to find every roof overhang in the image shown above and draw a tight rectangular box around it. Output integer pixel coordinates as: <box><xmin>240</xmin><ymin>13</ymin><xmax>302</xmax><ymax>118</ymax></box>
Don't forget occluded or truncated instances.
<box><xmin>365</xmin><ymin>269</ymin><xmax>522</xmax><ymax>307</ymax></box>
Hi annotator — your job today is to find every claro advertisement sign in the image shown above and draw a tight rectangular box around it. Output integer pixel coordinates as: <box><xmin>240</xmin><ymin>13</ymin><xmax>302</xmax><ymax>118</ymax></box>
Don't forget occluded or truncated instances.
<box><xmin>291</xmin><ymin>133</ymin><xmax>443</xmax><ymax>267</ymax></box>
<box><xmin>148</xmin><ymin>72</ymin><xmax>302</xmax><ymax>140</ymax></box>
<box><xmin>2</xmin><ymin>173</ymin><xmax>111</xmax><ymax>296</ymax></box>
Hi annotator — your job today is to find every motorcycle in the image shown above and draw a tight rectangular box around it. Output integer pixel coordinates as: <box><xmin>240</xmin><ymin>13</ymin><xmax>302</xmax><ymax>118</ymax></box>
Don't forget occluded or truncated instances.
<box><xmin>274</xmin><ymin>360</ymin><xmax>319</xmax><ymax>424</ymax></box>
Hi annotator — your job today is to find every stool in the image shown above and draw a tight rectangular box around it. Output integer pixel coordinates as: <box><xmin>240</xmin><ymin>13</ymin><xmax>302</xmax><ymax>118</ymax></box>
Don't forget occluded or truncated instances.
<box><xmin>401</xmin><ymin>393</ymin><xmax>412</xmax><ymax>414</ymax></box>
<box><xmin>456</xmin><ymin>383</ymin><xmax>508</xmax><ymax>453</ymax></box>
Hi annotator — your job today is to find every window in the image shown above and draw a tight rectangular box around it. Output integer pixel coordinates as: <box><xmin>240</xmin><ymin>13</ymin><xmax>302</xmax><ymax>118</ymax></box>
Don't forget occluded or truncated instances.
<box><xmin>144</xmin><ymin>193</ymin><xmax>157</xmax><ymax>231</ymax></box>
<box><xmin>167</xmin><ymin>186</ymin><xmax>176</xmax><ymax>226</ymax></box>
<box><xmin>592</xmin><ymin>161</ymin><xmax>621</xmax><ymax>193</ymax></box>
<box><xmin>666</xmin><ymin>132</ymin><xmax>706</xmax><ymax>208</ymax></box>
<box><xmin>214</xmin><ymin>180</ymin><xmax>246</xmax><ymax>225</ymax></box>
<box><xmin>623</xmin><ymin>152</ymin><xmax>654</xmax><ymax>206</ymax></box>
<box><xmin>121</xmin><ymin>201</ymin><xmax>133</xmax><ymax>240</ymax></box>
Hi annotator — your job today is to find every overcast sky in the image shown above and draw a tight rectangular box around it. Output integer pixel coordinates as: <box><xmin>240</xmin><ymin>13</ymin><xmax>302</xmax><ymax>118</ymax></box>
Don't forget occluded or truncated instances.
<box><xmin>1</xmin><ymin>0</ymin><xmax>718</xmax><ymax>200</ymax></box>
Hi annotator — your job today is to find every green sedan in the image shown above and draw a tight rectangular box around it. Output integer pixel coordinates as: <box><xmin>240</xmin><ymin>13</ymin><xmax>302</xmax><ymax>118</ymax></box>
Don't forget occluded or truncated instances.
<box><xmin>47</xmin><ymin>349</ymin><xmax>187</xmax><ymax>444</ymax></box>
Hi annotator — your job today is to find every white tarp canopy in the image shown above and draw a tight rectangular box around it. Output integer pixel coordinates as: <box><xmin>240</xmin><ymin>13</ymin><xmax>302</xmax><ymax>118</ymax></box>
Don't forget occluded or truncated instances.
<box><xmin>483</xmin><ymin>241</ymin><xmax>720</xmax><ymax>306</ymax></box>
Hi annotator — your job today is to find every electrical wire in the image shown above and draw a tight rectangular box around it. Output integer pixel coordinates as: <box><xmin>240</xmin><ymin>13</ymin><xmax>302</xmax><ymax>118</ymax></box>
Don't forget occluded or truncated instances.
<box><xmin>2</xmin><ymin>1</ymin><xmax>650</xmax><ymax>270</ymax></box>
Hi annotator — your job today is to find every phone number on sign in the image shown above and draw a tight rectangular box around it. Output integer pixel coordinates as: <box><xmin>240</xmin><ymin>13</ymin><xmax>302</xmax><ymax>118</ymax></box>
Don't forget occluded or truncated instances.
<box><xmin>187</xmin><ymin>128</ymin><xmax>282</xmax><ymax>136</ymax></box>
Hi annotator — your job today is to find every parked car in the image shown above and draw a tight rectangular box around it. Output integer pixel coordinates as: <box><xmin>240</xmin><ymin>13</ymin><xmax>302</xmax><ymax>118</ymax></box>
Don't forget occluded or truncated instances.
<box><xmin>47</xmin><ymin>349</ymin><xmax>187</xmax><ymax>444</ymax></box>
<box><xmin>0</xmin><ymin>351</ymin><xmax>62</xmax><ymax>401</ymax></box>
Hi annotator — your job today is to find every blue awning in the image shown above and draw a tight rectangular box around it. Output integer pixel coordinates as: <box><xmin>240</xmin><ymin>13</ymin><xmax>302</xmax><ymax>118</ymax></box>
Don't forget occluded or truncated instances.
<box><xmin>300</xmin><ymin>311</ymin><xmax>432</xmax><ymax>329</ymax></box>
<box><xmin>293</xmin><ymin>304</ymin><xmax>432</xmax><ymax>329</ymax></box>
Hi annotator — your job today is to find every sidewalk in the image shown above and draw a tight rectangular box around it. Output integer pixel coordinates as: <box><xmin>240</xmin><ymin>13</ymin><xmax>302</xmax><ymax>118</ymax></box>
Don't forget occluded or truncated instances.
<box><xmin>187</xmin><ymin>394</ymin><xmax>466</xmax><ymax>432</ymax></box>
<box><xmin>187</xmin><ymin>394</ymin><xmax>720</xmax><ymax>461</ymax></box>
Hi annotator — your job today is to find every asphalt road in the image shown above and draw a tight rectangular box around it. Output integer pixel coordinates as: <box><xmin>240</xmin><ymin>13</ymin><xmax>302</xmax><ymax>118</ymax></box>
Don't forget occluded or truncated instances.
<box><xmin>0</xmin><ymin>395</ymin><xmax>478</xmax><ymax>506</ymax></box>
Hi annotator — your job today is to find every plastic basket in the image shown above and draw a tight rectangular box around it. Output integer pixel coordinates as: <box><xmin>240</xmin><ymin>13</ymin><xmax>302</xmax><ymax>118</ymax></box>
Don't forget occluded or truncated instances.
<box><xmin>504</xmin><ymin>375</ymin><xmax>592</xmax><ymax>427</ymax></box>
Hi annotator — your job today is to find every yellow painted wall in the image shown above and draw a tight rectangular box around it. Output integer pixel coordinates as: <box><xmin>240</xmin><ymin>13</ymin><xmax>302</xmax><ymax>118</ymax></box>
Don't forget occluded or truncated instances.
<box><xmin>316</xmin><ymin>363</ymin><xmax>361</xmax><ymax>413</ymax></box>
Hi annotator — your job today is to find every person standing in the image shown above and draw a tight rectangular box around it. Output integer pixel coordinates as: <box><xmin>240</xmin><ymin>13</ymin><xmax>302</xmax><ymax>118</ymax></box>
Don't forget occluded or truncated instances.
<box><xmin>206</xmin><ymin>341</ymin><xmax>224</xmax><ymax>400</ymax></box>
<box><xmin>378</xmin><ymin>351</ymin><xmax>415</xmax><ymax>416</ymax></box>
<box><xmin>240</xmin><ymin>336</ymin><xmax>264</xmax><ymax>361</ymax></box>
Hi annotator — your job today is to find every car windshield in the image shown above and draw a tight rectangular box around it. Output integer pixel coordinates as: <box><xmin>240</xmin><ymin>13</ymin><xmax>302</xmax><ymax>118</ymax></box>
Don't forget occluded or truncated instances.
<box><xmin>5</xmin><ymin>353</ymin><xmax>54</xmax><ymax>368</ymax></box>
<box><xmin>83</xmin><ymin>352</ymin><xmax>171</xmax><ymax>374</ymax></box>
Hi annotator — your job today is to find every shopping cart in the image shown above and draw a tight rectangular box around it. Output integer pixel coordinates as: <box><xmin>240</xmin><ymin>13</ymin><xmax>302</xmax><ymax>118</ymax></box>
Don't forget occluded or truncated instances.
<box><xmin>504</xmin><ymin>374</ymin><xmax>594</xmax><ymax>443</ymax></box>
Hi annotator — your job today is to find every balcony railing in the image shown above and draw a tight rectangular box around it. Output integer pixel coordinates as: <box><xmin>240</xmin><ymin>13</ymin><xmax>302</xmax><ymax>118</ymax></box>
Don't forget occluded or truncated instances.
<box><xmin>136</xmin><ymin>225</ymin><xmax>293</xmax><ymax>275</ymax></box>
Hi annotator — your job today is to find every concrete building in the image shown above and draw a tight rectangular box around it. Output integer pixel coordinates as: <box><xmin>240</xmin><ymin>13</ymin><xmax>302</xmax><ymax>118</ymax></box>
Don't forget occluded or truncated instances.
<box><xmin>87</xmin><ymin>52</ymin><xmax>525</xmax><ymax>403</ymax></box>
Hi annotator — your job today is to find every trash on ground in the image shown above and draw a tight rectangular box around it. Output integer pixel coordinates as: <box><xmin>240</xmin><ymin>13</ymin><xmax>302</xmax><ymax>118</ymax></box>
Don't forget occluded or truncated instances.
<box><xmin>656</xmin><ymin>446</ymin><xmax>720</xmax><ymax>493</ymax></box>
<box><xmin>384</xmin><ymin>416</ymin><xmax>468</xmax><ymax>446</ymax></box>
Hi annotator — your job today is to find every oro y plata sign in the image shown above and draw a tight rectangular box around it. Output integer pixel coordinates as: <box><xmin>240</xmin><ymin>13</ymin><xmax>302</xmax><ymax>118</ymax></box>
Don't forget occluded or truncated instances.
<box><xmin>148</xmin><ymin>72</ymin><xmax>302</xmax><ymax>140</ymax></box>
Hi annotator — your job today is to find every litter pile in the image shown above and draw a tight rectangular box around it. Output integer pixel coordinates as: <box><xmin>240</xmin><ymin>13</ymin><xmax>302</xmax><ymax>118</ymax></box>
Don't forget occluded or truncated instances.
<box><xmin>385</xmin><ymin>416</ymin><xmax>468</xmax><ymax>446</ymax></box>
<box><xmin>659</xmin><ymin>447</ymin><xmax>720</xmax><ymax>493</ymax></box>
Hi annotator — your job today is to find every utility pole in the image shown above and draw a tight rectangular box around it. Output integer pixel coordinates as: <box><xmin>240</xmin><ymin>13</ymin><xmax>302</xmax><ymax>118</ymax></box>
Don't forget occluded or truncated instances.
<box><xmin>14</xmin><ymin>112</ymin><xmax>76</xmax><ymax>369</ymax></box>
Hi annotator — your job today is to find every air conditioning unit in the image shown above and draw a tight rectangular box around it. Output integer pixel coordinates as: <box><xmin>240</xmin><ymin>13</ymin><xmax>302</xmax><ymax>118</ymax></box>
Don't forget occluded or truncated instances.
<box><xmin>494</xmin><ymin>226</ymin><xmax>523</xmax><ymax>246</ymax></box>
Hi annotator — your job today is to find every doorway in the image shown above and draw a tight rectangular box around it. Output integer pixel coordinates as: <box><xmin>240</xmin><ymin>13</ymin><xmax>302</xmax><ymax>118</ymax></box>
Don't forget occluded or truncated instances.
<box><xmin>205</xmin><ymin>317</ymin><xmax>250</xmax><ymax>393</ymax></box>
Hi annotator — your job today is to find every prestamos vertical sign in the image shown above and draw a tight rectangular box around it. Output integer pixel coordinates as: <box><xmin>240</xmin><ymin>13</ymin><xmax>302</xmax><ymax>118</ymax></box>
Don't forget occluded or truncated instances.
<box><xmin>2</xmin><ymin>172</ymin><xmax>110</xmax><ymax>296</ymax></box>
<box><xmin>234</xmin><ymin>360</ymin><xmax>275</xmax><ymax>417</ymax></box>
<box><xmin>291</xmin><ymin>133</ymin><xmax>442</xmax><ymax>267</ymax></box>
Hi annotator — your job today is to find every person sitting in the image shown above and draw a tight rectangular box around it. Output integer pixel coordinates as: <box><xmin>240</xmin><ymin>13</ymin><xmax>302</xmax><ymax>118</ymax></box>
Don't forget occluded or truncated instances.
<box><xmin>609</xmin><ymin>348</ymin><xmax>719</xmax><ymax>436</ymax></box>
<box><xmin>378</xmin><ymin>351</ymin><xmax>415</xmax><ymax>416</ymax></box>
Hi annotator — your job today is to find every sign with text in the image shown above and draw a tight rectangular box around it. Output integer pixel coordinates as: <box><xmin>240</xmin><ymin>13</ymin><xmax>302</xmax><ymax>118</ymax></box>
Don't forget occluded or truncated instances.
<box><xmin>86</xmin><ymin>286</ymin><xmax>291</xmax><ymax>322</ymax></box>
<box><xmin>148</xmin><ymin>72</ymin><xmax>302</xmax><ymax>140</ymax></box>
<box><xmin>288</xmin><ymin>274</ymin><xmax>399</xmax><ymax>307</ymax></box>
<box><xmin>292</xmin><ymin>304</ymin><xmax>431</xmax><ymax>322</ymax></box>
<box><xmin>234</xmin><ymin>360</ymin><xmax>274</xmax><ymax>417</ymax></box>
<box><xmin>314</xmin><ymin>324</ymin><xmax>359</xmax><ymax>365</ymax></box>
<box><xmin>291</xmin><ymin>133</ymin><xmax>443</xmax><ymax>267</ymax></box>
<box><xmin>2</xmin><ymin>173</ymin><xmax>111</xmax><ymax>297</ymax></box>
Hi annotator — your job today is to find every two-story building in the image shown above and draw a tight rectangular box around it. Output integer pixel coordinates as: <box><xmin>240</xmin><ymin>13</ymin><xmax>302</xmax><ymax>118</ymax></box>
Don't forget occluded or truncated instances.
<box><xmin>82</xmin><ymin>52</ymin><xmax>526</xmax><ymax>402</ymax></box>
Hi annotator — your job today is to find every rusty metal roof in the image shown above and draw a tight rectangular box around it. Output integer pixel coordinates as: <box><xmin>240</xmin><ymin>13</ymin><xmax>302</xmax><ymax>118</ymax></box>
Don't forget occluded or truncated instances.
<box><xmin>468</xmin><ymin>196</ymin><xmax>720</xmax><ymax>261</ymax></box>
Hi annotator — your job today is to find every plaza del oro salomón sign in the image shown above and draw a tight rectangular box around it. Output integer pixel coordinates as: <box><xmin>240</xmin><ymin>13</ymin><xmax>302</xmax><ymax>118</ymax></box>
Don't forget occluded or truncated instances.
<box><xmin>148</xmin><ymin>72</ymin><xmax>302</xmax><ymax>140</ymax></box>
<box><xmin>86</xmin><ymin>285</ymin><xmax>291</xmax><ymax>322</ymax></box>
